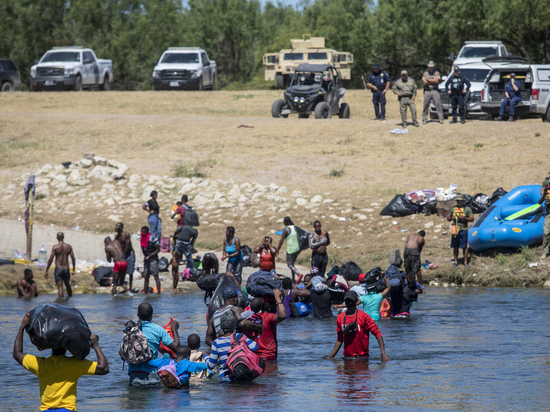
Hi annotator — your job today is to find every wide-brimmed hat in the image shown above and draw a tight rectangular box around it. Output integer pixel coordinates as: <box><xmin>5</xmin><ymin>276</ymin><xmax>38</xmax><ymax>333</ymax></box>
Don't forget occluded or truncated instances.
<box><xmin>427</xmin><ymin>61</ymin><xmax>435</xmax><ymax>68</ymax></box>
<box><xmin>401</xmin><ymin>70</ymin><xmax>408</xmax><ymax>75</ymax></box>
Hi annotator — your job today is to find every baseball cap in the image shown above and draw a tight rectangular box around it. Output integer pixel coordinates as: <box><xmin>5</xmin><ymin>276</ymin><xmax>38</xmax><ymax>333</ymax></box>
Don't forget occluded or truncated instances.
<box><xmin>344</xmin><ymin>290</ymin><xmax>358</xmax><ymax>302</ymax></box>
<box><xmin>220</xmin><ymin>312</ymin><xmax>236</xmax><ymax>332</ymax></box>
<box><xmin>373</xmin><ymin>63</ymin><xmax>380</xmax><ymax>69</ymax></box>
<box><xmin>510</xmin><ymin>72</ymin><xmax>516</xmax><ymax>77</ymax></box>
<box><xmin>358</xmin><ymin>273</ymin><xmax>367</xmax><ymax>282</ymax></box>
<box><xmin>427</xmin><ymin>60</ymin><xmax>435</xmax><ymax>68</ymax></box>
<box><xmin>454</xmin><ymin>66</ymin><xmax>460</xmax><ymax>72</ymax></box>
<box><xmin>222</xmin><ymin>287</ymin><xmax>237</xmax><ymax>299</ymax></box>
<box><xmin>401</xmin><ymin>70</ymin><xmax>408</xmax><ymax>75</ymax></box>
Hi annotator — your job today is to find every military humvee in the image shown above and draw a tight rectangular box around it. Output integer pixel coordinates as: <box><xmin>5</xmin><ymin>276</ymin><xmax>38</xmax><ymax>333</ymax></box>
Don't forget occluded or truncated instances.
<box><xmin>263</xmin><ymin>36</ymin><xmax>353</xmax><ymax>89</ymax></box>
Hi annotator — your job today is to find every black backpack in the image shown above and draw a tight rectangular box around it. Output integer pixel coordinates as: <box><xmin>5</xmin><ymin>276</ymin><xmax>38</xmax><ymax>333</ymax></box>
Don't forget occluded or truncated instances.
<box><xmin>158</xmin><ymin>256</ymin><xmax>169</xmax><ymax>272</ymax></box>
<box><xmin>196</xmin><ymin>273</ymin><xmax>220</xmax><ymax>304</ymax></box>
<box><xmin>241</xmin><ymin>245</ymin><xmax>252</xmax><ymax>267</ymax></box>
<box><xmin>183</xmin><ymin>206</ymin><xmax>200</xmax><ymax>226</ymax></box>
<box><xmin>92</xmin><ymin>266</ymin><xmax>113</xmax><ymax>286</ymax></box>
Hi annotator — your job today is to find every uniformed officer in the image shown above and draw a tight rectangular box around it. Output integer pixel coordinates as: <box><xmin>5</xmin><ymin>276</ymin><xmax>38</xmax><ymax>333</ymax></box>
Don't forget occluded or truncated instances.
<box><xmin>366</xmin><ymin>63</ymin><xmax>391</xmax><ymax>120</ymax></box>
<box><xmin>444</xmin><ymin>66</ymin><xmax>471</xmax><ymax>124</ymax></box>
<box><xmin>539</xmin><ymin>171</ymin><xmax>550</xmax><ymax>259</ymax></box>
<box><xmin>392</xmin><ymin>70</ymin><xmax>418</xmax><ymax>127</ymax></box>
<box><xmin>422</xmin><ymin>61</ymin><xmax>444</xmax><ymax>124</ymax></box>
<box><xmin>495</xmin><ymin>73</ymin><xmax>522</xmax><ymax>122</ymax></box>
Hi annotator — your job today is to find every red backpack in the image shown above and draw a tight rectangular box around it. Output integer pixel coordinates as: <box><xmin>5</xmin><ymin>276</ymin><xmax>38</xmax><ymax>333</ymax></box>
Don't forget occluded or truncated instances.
<box><xmin>226</xmin><ymin>333</ymin><xmax>265</xmax><ymax>382</ymax></box>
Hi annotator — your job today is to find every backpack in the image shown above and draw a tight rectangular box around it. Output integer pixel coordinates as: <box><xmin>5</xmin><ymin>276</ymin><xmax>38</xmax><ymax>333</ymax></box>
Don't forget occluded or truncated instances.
<box><xmin>329</xmin><ymin>274</ymin><xmax>350</xmax><ymax>292</ymax></box>
<box><xmin>250</xmin><ymin>251</ymin><xmax>260</xmax><ymax>268</ymax></box>
<box><xmin>187</xmin><ymin>268</ymin><xmax>203</xmax><ymax>282</ymax></box>
<box><xmin>385</xmin><ymin>264</ymin><xmax>404</xmax><ymax>292</ymax></box>
<box><xmin>341</xmin><ymin>261</ymin><xmax>363</xmax><ymax>281</ymax></box>
<box><xmin>160</xmin><ymin>236</ymin><xmax>170</xmax><ymax>253</ymax></box>
<box><xmin>226</xmin><ymin>333</ymin><xmax>265</xmax><ymax>382</ymax></box>
<box><xmin>119</xmin><ymin>320</ymin><xmax>153</xmax><ymax>366</ymax></box>
<box><xmin>294</xmin><ymin>226</ymin><xmax>310</xmax><ymax>251</ymax></box>
<box><xmin>158</xmin><ymin>256</ymin><xmax>169</xmax><ymax>272</ymax></box>
<box><xmin>240</xmin><ymin>245</ymin><xmax>253</xmax><ymax>267</ymax></box>
<box><xmin>158</xmin><ymin>360</ymin><xmax>181</xmax><ymax>388</ymax></box>
<box><xmin>183</xmin><ymin>206</ymin><xmax>200</xmax><ymax>227</ymax></box>
<box><xmin>247</xmin><ymin>270</ymin><xmax>283</xmax><ymax>297</ymax></box>
<box><xmin>92</xmin><ymin>266</ymin><xmax>113</xmax><ymax>286</ymax></box>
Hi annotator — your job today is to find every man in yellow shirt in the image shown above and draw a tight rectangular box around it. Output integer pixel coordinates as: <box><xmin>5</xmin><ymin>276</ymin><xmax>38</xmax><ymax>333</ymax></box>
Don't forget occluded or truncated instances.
<box><xmin>13</xmin><ymin>311</ymin><xmax>109</xmax><ymax>411</ymax></box>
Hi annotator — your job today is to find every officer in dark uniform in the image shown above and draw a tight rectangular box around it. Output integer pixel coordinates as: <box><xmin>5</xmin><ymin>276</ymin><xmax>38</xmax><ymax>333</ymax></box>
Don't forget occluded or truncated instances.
<box><xmin>366</xmin><ymin>63</ymin><xmax>391</xmax><ymax>120</ymax></box>
<box><xmin>444</xmin><ymin>66</ymin><xmax>471</xmax><ymax>124</ymax></box>
<box><xmin>495</xmin><ymin>73</ymin><xmax>522</xmax><ymax>122</ymax></box>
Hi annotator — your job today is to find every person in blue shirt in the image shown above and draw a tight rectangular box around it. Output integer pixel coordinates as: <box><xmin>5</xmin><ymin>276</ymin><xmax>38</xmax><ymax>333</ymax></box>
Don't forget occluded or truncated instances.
<box><xmin>496</xmin><ymin>73</ymin><xmax>522</xmax><ymax>122</ymax></box>
<box><xmin>366</xmin><ymin>63</ymin><xmax>391</xmax><ymax>120</ymax></box>
<box><xmin>128</xmin><ymin>302</ymin><xmax>180</xmax><ymax>387</ymax></box>
<box><xmin>149</xmin><ymin>345</ymin><xmax>210</xmax><ymax>389</ymax></box>
<box><xmin>445</xmin><ymin>66</ymin><xmax>471</xmax><ymax>124</ymax></box>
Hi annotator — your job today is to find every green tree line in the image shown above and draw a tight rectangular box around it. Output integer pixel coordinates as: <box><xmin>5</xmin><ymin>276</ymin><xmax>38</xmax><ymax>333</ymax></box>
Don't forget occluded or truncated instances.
<box><xmin>1</xmin><ymin>0</ymin><xmax>549</xmax><ymax>90</ymax></box>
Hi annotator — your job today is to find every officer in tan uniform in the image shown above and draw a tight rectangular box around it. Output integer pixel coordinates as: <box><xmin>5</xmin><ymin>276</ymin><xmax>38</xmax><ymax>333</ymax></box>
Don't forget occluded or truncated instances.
<box><xmin>392</xmin><ymin>70</ymin><xmax>418</xmax><ymax>127</ymax></box>
<box><xmin>422</xmin><ymin>61</ymin><xmax>444</xmax><ymax>124</ymax></box>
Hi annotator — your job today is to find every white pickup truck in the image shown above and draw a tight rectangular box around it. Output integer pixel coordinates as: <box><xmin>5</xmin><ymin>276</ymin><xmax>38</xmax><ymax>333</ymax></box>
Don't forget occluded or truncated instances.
<box><xmin>30</xmin><ymin>47</ymin><xmax>113</xmax><ymax>91</ymax></box>
<box><xmin>152</xmin><ymin>47</ymin><xmax>216</xmax><ymax>91</ymax></box>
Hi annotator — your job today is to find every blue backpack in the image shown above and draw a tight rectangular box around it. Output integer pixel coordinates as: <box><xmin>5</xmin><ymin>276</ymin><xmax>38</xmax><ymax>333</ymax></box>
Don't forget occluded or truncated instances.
<box><xmin>385</xmin><ymin>265</ymin><xmax>404</xmax><ymax>292</ymax></box>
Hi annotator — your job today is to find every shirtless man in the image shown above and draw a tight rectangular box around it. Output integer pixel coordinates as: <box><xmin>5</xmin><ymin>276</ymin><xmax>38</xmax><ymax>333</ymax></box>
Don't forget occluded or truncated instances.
<box><xmin>115</xmin><ymin>223</ymin><xmax>135</xmax><ymax>292</ymax></box>
<box><xmin>17</xmin><ymin>269</ymin><xmax>38</xmax><ymax>297</ymax></box>
<box><xmin>404</xmin><ymin>230</ymin><xmax>425</xmax><ymax>284</ymax></box>
<box><xmin>104</xmin><ymin>237</ymin><xmax>130</xmax><ymax>296</ymax></box>
<box><xmin>309</xmin><ymin>221</ymin><xmax>330</xmax><ymax>277</ymax></box>
<box><xmin>44</xmin><ymin>232</ymin><xmax>75</xmax><ymax>298</ymax></box>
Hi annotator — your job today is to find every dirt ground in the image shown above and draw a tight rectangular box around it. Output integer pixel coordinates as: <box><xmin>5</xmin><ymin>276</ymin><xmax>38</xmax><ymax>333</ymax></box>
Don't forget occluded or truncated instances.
<box><xmin>1</xmin><ymin>90</ymin><xmax>550</xmax><ymax>288</ymax></box>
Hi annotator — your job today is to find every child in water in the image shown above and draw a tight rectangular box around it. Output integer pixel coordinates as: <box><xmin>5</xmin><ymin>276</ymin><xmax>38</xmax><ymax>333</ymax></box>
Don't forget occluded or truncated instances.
<box><xmin>149</xmin><ymin>345</ymin><xmax>209</xmax><ymax>389</ymax></box>
<box><xmin>187</xmin><ymin>334</ymin><xmax>211</xmax><ymax>381</ymax></box>
<box><xmin>241</xmin><ymin>297</ymin><xmax>264</xmax><ymax>340</ymax></box>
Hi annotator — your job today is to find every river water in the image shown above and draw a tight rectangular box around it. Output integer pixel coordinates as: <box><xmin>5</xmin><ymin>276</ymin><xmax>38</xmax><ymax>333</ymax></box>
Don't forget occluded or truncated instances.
<box><xmin>2</xmin><ymin>287</ymin><xmax>550</xmax><ymax>411</ymax></box>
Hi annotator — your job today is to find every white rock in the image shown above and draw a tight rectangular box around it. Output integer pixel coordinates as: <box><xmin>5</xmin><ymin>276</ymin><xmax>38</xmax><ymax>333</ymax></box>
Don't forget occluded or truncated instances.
<box><xmin>237</xmin><ymin>195</ymin><xmax>248</xmax><ymax>203</ymax></box>
<box><xmin>220</xmin><ymin>202</ymin><xmax>235</xmax><ymax>209</ymax></box>
<box><xmin>107</xmin><ymin>215</ymin><xmax>121</xmax><ymax>222</ymax></box>
<box><xmin>36</xmin><ymin>184</ymin><xmax>49</xmax><ymax>195</ymax></box>
<box><xmin>193</xmin><ymin>194</ymin><xmax>210</xmax><ymax>205</ymax></box>
<box><xmin>93</xmin><ymin>156</ymin><xmax>107</xmax><ymax>166</ymax></box>
<box><xmin>273</xmin><ymin>196</ymin><xmax>286</xmax><ymax>203</ymax></box>
<box><xmin>330</xmin><ymin>214</ymin><xmax>339</xmax><ymax>219</ymax></box>
<box><xmin>424</xmin><ymin>222</ymin><xmax>434</xmax><ymax>228</ymax></box>
<box><xmin>102</xmin><ymin>183</ymin><xmax>116</xmax><ymax>192</ymax></box>
<box><xmin>107</xmin><ymin>159</ymin><xmax>121</xmax><ymax>168</ymax></box>
<box><xmin>291</xmin><ymin>190</ymin><xmax>302</xmax><ymax>198</ymax></box>
<box><xmin>268</xmin><ymin>183</ymin><xmax>279</xmax><ymax>191</ymax></box>
<box><xmin>296</xmin><ymin>198</ymin><xmax>308</xmax><ymax>206</ymax></box>
<box><xmin>79</xmin><ymin>159</ymin><xmax>93</xmax><ymax>168</ymax></box>
<box><xmin>37</xmin><ymin>164</ymin><xmax>53</xmax><ymax>174</ymax></box>
<box><xmin>322</xmin><ymin>199</ymin><xmax>334</xmax><ymax>204</ymax></box>
<box><xmin>129</xmin><ymin>174</ymin><xmax>141</xmax><ymax>182</ymax></box>
<box><xmin>104</xmin><ymin>198</ymin><xmax>116</xmax><ymax>206</ymax></box>
<box><xmin>88</xmin><ymin>165</ymin><xmax>112</xmax><ymax>179</ymax></box>
<box><xmin>163</xmin><ymin>183</ymin><xmax>176</xmax><ymax>190</ymax></box>
<box><xmin>544</xmin><ymin>280</ymin><xmax>550</xmax><ymax>288</ymax></box>
<box><xmin>310</xmin><ymin>195</ymin><xmax>323</xmax><ymax>204</ymax></box>
<box><xmin>275</xmin><ymin>186</ymin><xmax>287</xmax><ymax>195</ymax></box>
<box><xmin>240</xmin><ymin>182</ymin><xmax>253</xmax><ymax>190</ymax></box>
<box><xmin>354</xmin><ymin>214</ymin><xmax>368</xmax><ymax>220</ymax></box>
<box><xmin>228</xmin><ymin>185</ymin><xmax>241</xmax><ymax>199</ymax></box>
<box><xmin>55</xmin><ymin>181</ymin><xmax>68</xmax><ymax>191</ymax></box>
<box><xmin>67</xmin><ymin>169</ymin><xmax>81</xmax><ymax>183</ymax></box>
<box><xmin>179</xmin><ymin>183</ymin><xmax>197</xmax><ymax>194</ymax></box>
<box><xmin>148</xmin><ymin>175</ymin><xmax>162</xmax><ymax>184</ymax></box>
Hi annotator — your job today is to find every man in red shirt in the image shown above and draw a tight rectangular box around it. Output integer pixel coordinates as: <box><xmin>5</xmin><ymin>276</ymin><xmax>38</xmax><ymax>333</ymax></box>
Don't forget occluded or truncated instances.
<box><xmin>171</xmin><ymin>195</ymin><xmax>189</xmax><ymax>227</ymax></box>
<box><xmin>326</xmin><ymin>291</ymin><xmax>390</xmax><ymax>361</ymax></box>
<box><xmin>256</xmin><ymin>289</ymin><xmax>287</xmax><ymax>361</ymax></box>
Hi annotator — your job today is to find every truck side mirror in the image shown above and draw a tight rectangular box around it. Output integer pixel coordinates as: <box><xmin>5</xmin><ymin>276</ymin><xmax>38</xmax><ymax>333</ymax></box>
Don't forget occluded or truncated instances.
<box><xmin>448</xmin><ymin>52</ymin><xmax>455</xmax><ymax>61</ymax></box>
<box><xmin>83</xmin><ymin>58</ymin><xmax>92</xmax><ymax>64</ymax></box>
<box><xmin>203</xmin><ymin>60</ymin><xmax>210</xmax><ymax>67</ymax></box>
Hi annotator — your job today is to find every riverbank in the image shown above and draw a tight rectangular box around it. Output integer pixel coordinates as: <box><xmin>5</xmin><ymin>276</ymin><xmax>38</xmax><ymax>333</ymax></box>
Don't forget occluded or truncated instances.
<box><xmin>1</xmin><ymin>91</ymin><xmax>549</xmax><ymax>289</ymax></box>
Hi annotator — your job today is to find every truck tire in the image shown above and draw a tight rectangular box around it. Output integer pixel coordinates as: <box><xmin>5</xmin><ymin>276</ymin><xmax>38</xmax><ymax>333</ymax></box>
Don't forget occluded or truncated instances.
<box><xmin>30</xmin><ymin>83</ymin><xmax>37</xmax><ymax>92</ymax></box>
<box><xmin>338</xmin><ymin>103</ymin><xmax>350</xmax><ymax>118</ymax></box>
<box><xmin>99</xmin><ymin>76</ymin><xmax>110</xmax><ymax>91</ymax></box>
<box><xmin>211</xmin><ymin>76</ymin><xmax>216</xmax><ymax>91</ymax></box>
<box><xmin>314</xmin><ymin>102</ymin><xmax>332</xmax><ymax>119</ymax></box>
<box><xmin>298</xmin><ymin>113</ymin><xmax>309</xmax><ymax>119</ymax></box>
<box><xmin>198</xmin><ymin>77</ymin><xmax>203</xmax><ymax>91</ymax></box>
<box><xmin>1</xmin><ymin>82</ymin><xmax>13</xmax><ymax>92</ymax></box>
<box><xmin>271</xmin><ymin>99</ymin><xmax>288</xmax><ymax>118</ymax></box>
<box><xmin>275</xmin><ymin>75</ymin><xmax>284</xmax><ymax>90</ymax></box>
<box><xmin>73</xmin><ymin>75</ymin><xmax>82</xmax><ymax>92</ymax></box>
<box><xmin>544</xmin><ymin>105</ymin><xmax>550</xmax><ymax>123</ymax></box>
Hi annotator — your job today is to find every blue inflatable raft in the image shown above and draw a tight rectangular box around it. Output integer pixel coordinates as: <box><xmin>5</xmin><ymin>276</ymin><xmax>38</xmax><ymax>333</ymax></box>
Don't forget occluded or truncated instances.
<box><xmin>468</xmin><ymin>185</ymin><xmax>544</xmax><ymax>251</ymax></box>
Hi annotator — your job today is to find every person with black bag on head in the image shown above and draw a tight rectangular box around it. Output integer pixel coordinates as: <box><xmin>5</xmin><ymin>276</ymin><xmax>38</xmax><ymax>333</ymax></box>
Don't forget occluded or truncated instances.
<box><xmin>325</xmin><ymin>291</ymin><xmax>390</xmax><ymax>361</ymax></box>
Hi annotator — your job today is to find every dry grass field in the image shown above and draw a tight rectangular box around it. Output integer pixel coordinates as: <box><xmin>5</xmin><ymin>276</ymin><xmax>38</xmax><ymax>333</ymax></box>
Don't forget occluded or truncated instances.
<box><xmin>1</xmin><ymin>90</ymin><xmax>550</xmax><ymax>287</ymax></box>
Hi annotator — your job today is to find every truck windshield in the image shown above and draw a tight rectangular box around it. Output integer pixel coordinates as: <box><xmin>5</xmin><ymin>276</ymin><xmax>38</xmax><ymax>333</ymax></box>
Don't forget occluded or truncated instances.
<box><xmin>41</xmin><ymin>52</ymin><xmax>80</xmax><ymax>63</ymax></box>
<box><xmin>459</xmin><ymin>69</ymin><xmax>490</xmax><ymax>82</ymax></box>
<box><xmin>308</xmin><ymin>53</ymin><xmax>327</xmax><ymax>60</ymax></box>
<box><xmin>161</xmin><ymin>53</ymin><xmax>200</xmax><ymax>64</ymax></box>
<box><xmin>459</xmin><ymin>47</ymin><xmax>498</xmax><ymax>58</ymax></box>
<box><xmin>284</xmin><ymin>53</ymin><xmax>303</xmax><ymax>60</ymax></box>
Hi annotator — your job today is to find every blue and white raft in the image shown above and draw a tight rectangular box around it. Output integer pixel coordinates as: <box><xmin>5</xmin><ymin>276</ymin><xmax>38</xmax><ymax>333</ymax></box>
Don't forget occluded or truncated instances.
<box><xmin>468</xmin><ymin>185</ymin><xmax>544</xmax><ymax>251</ymax></box>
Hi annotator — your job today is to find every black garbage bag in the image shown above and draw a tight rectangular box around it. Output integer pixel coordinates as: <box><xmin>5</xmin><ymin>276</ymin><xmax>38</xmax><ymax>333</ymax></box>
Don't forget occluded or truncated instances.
<box><xmin>361</xmin><ymin>267</ymin><xmax>382</xmax><ymax>284</ymax></box>
<box><xmin>207</xmin><ymin>274</ymin><xmax>248</xmax><ymax>321</ymax></box>
<box><xmin>197</xmin><ymin>273</ymin><xmax>220</xmax><ymax>292</ymax></box>
<box><xmin>187</xmin><ymin>268</ymin><xmax>203</xmax><ymax>282</ymax></box>
<box><xmin>26</xmin><ymin>304</ymin><xmax>91</xmax><ymax>360</ymax></box>
<box><xmin>92</xmin><ymin>266</ymin><xmax>112</xmax><ymax>286</ymax></box>
<box><xmin>241</xmin><ymin>245</ymin><xmax>252</xmax><ymax>267</ymax></box>
<box><xmin>419</xmin><ymin>199</ymin><xmax>437</xmax><ymax>216</ymax></box>
<box><xmin>295</xmin><ymin>226</ymin><xmax>310</xmax><ymax>251</ymax></box>
<box><xmin>246</xmin><ymin>270</ymin><xmax>283</xmax><ymax>297</ymax></box>
<box><xmin>489</xmin><ymin>188</ymin><xmax>508</xmax><ymax>205</ymax></box>
<box><xmin>341</xmin><ymin>261</ymin><xmax>363</xmax><ymax>281</ymax></box>
<box><xmin>380</xmin><ymin>195</ymin><xmax>417</xmax><ymax>217</ymax></box>
<box><xmin>467</xmin><ymin>193</ymin><xmax>490</xmax><ymax>213</ymax></box>
<box><xmin>326</xmin><ymin>265</ymin><xmax>340</xmax><ymax>278</ymax></box>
